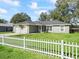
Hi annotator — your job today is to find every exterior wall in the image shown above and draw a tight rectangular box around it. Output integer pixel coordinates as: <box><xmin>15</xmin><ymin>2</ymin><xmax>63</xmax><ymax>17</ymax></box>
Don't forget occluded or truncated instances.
<box><xmin>13</xmin><ymin>25</ymin><xmax>38</xmax><ymax>34</ymax></box>
<box><xmin>64</xmin><ymin>26</ymin><xmax>70</xmax><ymax>33</ymax></box>
<box><xmin>13</xmin><ymin>25</ymin><xmax>70</xmax><ymax>34</ymax></box>
<box><xmin>13</xmin><ymin>25</ymin><xmax>29</xmax><ymax>34</ymax></box>
<box><xmin>47</xmin><ymin>25</ymin><xmax>70</xmax><ymax>33</ymax></box>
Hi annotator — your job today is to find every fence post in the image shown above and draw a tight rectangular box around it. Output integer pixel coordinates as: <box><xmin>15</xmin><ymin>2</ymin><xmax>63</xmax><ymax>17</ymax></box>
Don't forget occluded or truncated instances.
<box><xmin>72</xmin><ymin>42</ymin><xmax>74</xmax><ymax>58</ymax></box>
<box><xmin>76</xmin><ymin>43</ymin><xmax>77</xmax><ymax>59</ymax></box>
<box><xmin>23</xmin><ymin>37</ymin><xmax>26</xmax><ymax>49</ymax></box>
<box><xmin>61</xmin><ymin>40</ymin><xmax>64</xmax><ymax>59</ymax></box>
<box><xmin>2</xmin><ymin>36</ymin><xmax>4</xmax><ymax>45</ymax></box>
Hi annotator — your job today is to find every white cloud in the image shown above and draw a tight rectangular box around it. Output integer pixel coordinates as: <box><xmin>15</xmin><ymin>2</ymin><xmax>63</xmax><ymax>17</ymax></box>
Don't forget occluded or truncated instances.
<box><xmin>38</xmin><ymin>10</ymin><xmax>48</xmax><ymax>14</ymax></box>
<box><xmin>0</xmin><ymin>8</ymin><xmax>7</xmax><ymax>14</ymax></box>
<box><xmin>29</xmin><ymin>2</ymin><xmax>38</xmax><ymax>9</ymax></box>
<box><xmin>0</xmin><ymin>0</ymin><xmax>20</xmax><ymax>6</ymax></box>
<box><xmin>35</xmin><ymin>10</ymin><xmax>48</xmax><ymax>15</ymax></box>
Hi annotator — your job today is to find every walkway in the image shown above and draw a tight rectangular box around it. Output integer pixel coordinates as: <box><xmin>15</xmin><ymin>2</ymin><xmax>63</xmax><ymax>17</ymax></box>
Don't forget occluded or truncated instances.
<box><xmin>0</xmin><ymin>33</ymin><xmax>19</xmax><ymax>37</ymax></box>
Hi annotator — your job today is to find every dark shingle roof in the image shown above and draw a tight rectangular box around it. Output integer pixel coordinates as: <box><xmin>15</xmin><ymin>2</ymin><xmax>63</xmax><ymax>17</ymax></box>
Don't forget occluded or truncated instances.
<box><xmin>15</xmin><ymin>20</ymin><xmax>70</xmax><ymax>26</ymax></box>
<box><xmin>34</xmin><ymin>20</ymin><xmax>70</xmax><ymax>25</ymax></box>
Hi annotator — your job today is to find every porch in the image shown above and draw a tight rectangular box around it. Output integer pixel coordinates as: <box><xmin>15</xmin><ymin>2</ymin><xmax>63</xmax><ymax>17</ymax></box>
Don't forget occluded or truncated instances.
<box><xmin>29</xmin><ymin>25</ymin><xmax>51</xmax><ymax>33</ymax></box>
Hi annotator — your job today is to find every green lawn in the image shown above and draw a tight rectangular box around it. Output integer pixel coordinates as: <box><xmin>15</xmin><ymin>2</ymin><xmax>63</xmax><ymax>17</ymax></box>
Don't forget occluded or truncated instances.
<box><xmin>0</xmin><ymin>45</ymin><xmax>60</xmax><ymax>59</ymax></box>
<box><xmin>0</xmin><ymin>33</ymin><xmax>79</xmax><ymax>59</ymax></box>
<box><xmin>12</xmin><ymin>32</ymin><xmax>79</xmax><ymax>43</ymax></box>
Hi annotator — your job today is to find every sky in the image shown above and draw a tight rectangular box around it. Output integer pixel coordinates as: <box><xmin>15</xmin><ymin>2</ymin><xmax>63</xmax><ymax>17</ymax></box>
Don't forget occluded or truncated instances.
<box><xmin>0</xmin><ymin>0</ymin><xmax>57</xmax><ymax>21</ymax></box>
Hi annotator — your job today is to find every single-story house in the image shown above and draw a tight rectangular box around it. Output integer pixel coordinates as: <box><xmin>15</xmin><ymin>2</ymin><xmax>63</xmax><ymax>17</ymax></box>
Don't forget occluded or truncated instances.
<box><xmin>0</xmin><ymin>23</ymin><xmax>13</xmax><ymax>32</ymax></box>
<box><xmin>13</xmin><ymin>20</ymin><xmax>70</xmax><ymax>34</ymax></box>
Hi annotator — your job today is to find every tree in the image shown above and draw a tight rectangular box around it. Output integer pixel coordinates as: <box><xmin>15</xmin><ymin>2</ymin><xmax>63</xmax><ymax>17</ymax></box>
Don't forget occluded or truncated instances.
<box><xmin>39</xmin><ymin>12</ymin><xmax>50</xmax><ymax>21</ymax></box>
<box><xmin>74</xmin><ymin>0</ymin><xmax>79</xmax><ymax>17</ymax></box>
<box><xmin>0</xmin><ymin>19</ymin><xmax>7</xmax><ymax>23</ymax></box>
<box><xmin>67</xmin><ymin>0</ymin><xmax>79</xmax><ymax>25</ymax></box>
<box><xmin>10</xmin><ymin>12</ymin><xmax>31</xmax><ymax>23</ymax></box>
<box><xmin>50</xmin><ymin>0</ymin><xmax>78</xmax><ymax>23</ymax></box>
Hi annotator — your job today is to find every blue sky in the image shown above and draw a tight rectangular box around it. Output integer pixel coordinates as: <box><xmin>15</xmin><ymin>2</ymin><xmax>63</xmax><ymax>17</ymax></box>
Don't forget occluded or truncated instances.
<box><xmin>0</xmin><ymin>0</ymin><xmax>57</xmax><ymax>21</ymax></box>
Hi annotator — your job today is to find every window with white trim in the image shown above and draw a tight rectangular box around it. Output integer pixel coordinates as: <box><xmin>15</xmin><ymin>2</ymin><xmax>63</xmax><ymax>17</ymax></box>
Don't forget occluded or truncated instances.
<box><xmin>61</xmin><ymin>26</ymin><xmax>64</xmax><ymax>31</ymax></box>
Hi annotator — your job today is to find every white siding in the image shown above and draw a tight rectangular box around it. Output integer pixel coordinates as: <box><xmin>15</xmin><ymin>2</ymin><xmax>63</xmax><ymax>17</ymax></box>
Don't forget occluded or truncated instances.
<box><xmin>13</xmin><ymin>25</ymin><xmax>29</xmax><ymax>34</ymax></box>
<box><xmin>48</xmin><ymin>25</ymin><xmax>70</xmax><ymax>33</ymax></box>
<box><xmin>13</xmin><ymin>25</ymin><xmax>70</xmax><ymax>34</ymax></box>
<box><xmin>64</xmin><ymin>26</ymin><xmax>70</xmax><ymax>33</ymax></box>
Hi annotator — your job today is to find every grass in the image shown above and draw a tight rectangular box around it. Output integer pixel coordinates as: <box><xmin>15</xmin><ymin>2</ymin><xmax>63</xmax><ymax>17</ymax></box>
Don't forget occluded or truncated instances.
<box><xmin>0</xmin><ymin>45</ymin><xmax>60</xmax><ymax>59</ymax></box>
<box><xmin>0</xmin><ymin>33</ymin><xmax>79</xmax><ymax>59</ymax></box>
<box><xmin>12</xmin><ymin>32</ymin><xmax>79</xmax><ymax>43</ymax></box>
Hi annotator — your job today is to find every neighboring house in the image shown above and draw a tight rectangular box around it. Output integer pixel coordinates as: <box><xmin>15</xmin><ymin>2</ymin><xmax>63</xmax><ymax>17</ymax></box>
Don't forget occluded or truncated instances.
<box><xmin>0</xmin><ymin>23</ymin><xmax>13</xmax><ymax>32</ymax></box>
<box><xmin>70</xmin><ymin>17</ymin><xmax>79</xmax><ymax>25</ymax></box>
<box><xmin>13</xmin><ymin>20</ymin><xmax>70</xmax><ymax>34</ymax></box>
<box><xmin>70</xmin><ymin>17</ymin><xmax>79</xmax><ymax>32</ymax></box>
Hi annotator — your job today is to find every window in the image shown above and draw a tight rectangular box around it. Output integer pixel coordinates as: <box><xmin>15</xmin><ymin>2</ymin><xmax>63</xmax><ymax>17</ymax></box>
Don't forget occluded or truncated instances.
<box><xmin>61</xmin><ymin>26</ymin><xmax>64</xmax><ymax>31</ymax></box>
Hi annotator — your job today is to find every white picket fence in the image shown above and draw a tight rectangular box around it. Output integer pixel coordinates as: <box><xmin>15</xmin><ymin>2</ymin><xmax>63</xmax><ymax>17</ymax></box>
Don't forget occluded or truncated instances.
<box><xmin>0</xmin><ymin>36</ymin><xmax>79</xmax><ymax>59</ymax></box>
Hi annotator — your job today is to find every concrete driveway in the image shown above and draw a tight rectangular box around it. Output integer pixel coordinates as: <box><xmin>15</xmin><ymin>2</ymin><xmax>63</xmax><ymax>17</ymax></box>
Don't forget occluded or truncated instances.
<box><xmin>0</xmin><ymin>33</ymin><xmax>19</xmax><ymax>37</ymax></box>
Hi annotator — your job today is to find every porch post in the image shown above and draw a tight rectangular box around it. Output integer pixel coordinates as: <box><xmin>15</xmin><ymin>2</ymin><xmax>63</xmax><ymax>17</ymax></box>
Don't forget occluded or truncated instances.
<box><xmin>46</xmin><ymin>26</ymin><xmax>47</xmax><ymax>32</ymax></box>
<box><xmin>41</xmin><ymin>26</ymin><xmax>42</xmax><ymax>33</ymax></box>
